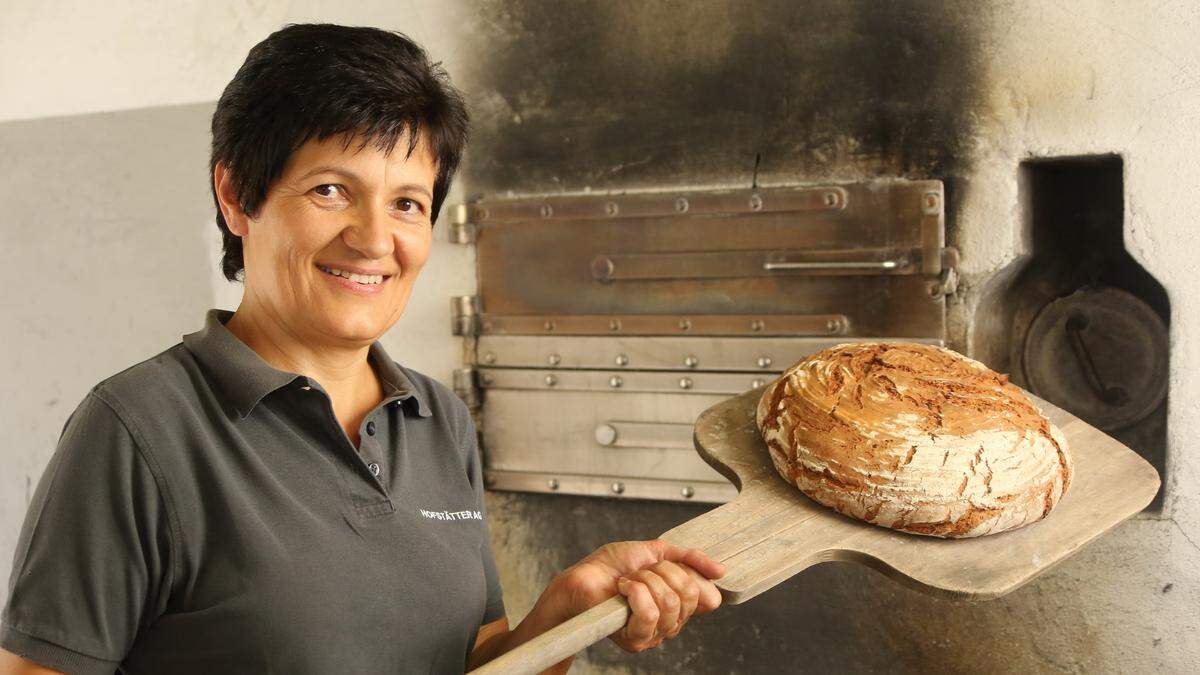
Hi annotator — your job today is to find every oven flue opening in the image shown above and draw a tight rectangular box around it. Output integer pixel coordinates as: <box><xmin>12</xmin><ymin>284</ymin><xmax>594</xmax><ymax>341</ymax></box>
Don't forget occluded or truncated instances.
<box><xmin>985</xmin><ymin>155</ymin><xmax>1170</xmax><ymax>511</ymax></box>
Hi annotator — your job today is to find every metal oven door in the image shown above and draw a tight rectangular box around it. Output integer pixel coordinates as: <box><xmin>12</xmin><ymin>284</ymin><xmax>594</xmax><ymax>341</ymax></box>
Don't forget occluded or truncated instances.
<box><xmin>450</xmin><ymin>180</ymin><xmax>955</xmax><ymax>503</ymax></box>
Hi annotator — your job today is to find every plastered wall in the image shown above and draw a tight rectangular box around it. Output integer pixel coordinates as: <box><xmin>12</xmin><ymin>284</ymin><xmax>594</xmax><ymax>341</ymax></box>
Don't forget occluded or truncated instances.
<box><xmin>1</xmin><ymin>2</ymin><xmax>1197</xmax><ymax>673</ymax></box>
<box><xmin>0</xmin><ymin>0</ymin><xmax>464</xmax><ymax>124</ymax></box>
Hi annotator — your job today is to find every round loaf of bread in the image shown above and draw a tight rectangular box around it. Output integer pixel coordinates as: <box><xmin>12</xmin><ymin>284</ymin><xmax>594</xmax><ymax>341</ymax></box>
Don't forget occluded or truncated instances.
<box><xmin>756</xmin><ymin>342</ymin><xmax>1072</xmax><ymax>538</ymax></box>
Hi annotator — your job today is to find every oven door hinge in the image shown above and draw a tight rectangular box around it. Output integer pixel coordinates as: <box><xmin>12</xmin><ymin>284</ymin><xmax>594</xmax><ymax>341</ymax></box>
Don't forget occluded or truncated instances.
<box><xmin>451</xmin><ymin>295</ymin><xmax>480</xmax><ymax>336</ymax></box>
<box><xmin>928</xmin><ymin>247</ymin><xmax>960</xmax><ymax>298</ymax></box>
<box><xmin>452</xmin><ymin>367</ymin><xmax>482</xmax><ymax>409</ymax></box>
<box><xmin>448</xmin><ymin>203</ymin><xmax>476</xmax><ymax>244</ymax></box>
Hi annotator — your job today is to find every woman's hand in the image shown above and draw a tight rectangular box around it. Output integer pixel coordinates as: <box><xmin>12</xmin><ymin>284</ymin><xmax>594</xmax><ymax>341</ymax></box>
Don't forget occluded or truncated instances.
<box><xmin>551</xmin><ymin>540</ymin><xmax>726</xmax><ymax>652</ymax></box>
<box><xmin>472</xmin><ymin>540</ymin><xmax>726</xmax><ymax>673</ymax></box>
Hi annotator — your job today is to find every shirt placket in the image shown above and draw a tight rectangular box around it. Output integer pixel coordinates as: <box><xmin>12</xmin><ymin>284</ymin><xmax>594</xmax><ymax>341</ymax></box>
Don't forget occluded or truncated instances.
<box><xmin>299</xmin><ymin>382</ymin><xmax>400</xmax><ymax>516</ymax></box>
<box><xmin>357</xmin><ymin>407</ymin><xmax>389</xmax><ymax>485</ymax></box>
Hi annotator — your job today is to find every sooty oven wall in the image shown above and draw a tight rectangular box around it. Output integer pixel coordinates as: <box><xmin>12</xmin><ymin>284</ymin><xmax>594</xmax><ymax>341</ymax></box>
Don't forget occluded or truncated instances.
<box><xmin>456</xmin><ymin>2</ymin><xmax>1001</xmax><ymax>672</ymax></box>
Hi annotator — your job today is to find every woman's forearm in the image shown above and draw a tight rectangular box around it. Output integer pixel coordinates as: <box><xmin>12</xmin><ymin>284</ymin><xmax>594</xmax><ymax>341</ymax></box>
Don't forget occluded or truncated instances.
<box><xmin>467</xmin><ymin>575</ymin><xmax>576</xmax><ymax>673</ymax></box>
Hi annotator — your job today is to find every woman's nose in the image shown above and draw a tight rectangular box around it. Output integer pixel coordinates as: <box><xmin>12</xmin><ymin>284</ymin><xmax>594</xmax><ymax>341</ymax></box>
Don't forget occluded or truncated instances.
<box><xmin>342</xmin><ymin>207</ymin><xmax>394</xmax><ymax>260</ymax></box>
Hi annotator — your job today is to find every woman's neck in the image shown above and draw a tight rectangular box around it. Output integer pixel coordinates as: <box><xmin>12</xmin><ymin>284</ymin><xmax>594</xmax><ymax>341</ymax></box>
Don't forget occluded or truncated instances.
<box><xmin>224</xmin><ymin>305</ymin><xmax>385</xmax><ymax>442</ymax></box>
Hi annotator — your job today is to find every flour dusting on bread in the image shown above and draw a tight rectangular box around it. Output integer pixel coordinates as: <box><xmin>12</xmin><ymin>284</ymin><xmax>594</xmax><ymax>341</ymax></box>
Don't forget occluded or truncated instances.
<box><xmin>755</xmin><ymin>342</ymin><xmax>1072</xmax><ymax>538</ymax></box>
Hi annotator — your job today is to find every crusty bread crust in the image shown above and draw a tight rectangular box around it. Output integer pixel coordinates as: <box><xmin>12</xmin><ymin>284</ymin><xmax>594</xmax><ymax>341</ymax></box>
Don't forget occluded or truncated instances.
<box><xmin>756</xmin><ymin>342</ymin><xmax>1072</xmax><ymax>538</ymax></box>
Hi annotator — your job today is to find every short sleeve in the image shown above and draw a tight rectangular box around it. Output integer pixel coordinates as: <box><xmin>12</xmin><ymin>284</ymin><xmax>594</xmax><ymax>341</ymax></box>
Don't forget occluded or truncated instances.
<box><xmin>1</xmin><ymin>390</ymin><xmax>174</xmax><ymax>674</ymax></box>
<box><xmin>459</xmin><ymin>403</ymin><xmax>506</xmax><ymax>625</ymax></box>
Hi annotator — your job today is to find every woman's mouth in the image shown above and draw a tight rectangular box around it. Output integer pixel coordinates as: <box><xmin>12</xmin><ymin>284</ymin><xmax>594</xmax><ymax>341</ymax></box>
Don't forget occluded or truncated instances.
<box><xmin>316</xmin><ymin>264</ymin><xmax>391</xmax><ymax>295</ymax></box>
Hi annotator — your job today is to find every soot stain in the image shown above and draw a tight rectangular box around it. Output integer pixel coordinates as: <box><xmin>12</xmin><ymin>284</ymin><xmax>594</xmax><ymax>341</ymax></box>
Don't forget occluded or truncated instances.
<box><xmin>459</xmin><ymin>0</ymin><xmax>988</xmax><ymax>201</ymax></box>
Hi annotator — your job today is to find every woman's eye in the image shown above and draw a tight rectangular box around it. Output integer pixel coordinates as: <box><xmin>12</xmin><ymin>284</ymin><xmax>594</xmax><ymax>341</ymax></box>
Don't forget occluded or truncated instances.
<box><xmin>312</xmin><ymin>184</ymin><xmax>344</xmax><ymax>199</ymax></box>
<box><xmin>397</xmin><ymin>198</ymin><xmax>423</xmax><ymax>214</ymax></box>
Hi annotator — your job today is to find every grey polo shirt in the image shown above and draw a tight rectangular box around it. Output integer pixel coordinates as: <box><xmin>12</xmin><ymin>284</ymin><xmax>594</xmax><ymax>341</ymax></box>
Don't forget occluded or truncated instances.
<box><xmin>1</xmin><ymin>309</ymin><xmax>505</xmax><ymax>674</ymax></box>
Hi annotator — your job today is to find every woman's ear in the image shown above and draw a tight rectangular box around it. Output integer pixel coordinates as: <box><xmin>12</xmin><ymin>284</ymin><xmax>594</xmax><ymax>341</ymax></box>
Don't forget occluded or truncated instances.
<box><xmin>214</xmin><ymin>162</ymin><xmax>250</xmax><ymax>238</ymax></box>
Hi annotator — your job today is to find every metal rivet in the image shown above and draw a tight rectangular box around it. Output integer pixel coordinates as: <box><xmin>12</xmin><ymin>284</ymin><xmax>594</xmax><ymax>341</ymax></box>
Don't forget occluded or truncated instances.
<box><xmin>544</xmin><ymin>320</ymin><xmax>556</xmax><ymax>331</ymax></box>
<box><xmin>750</xmin><ymin>319</ymin><xmax>764</xmax><ymax>332</ymax></box>
<box><xmin>924</xmin><ymin>193</ymin><xmax>940</xmax><ymax>210</ymax></box>
<box><xmin>681</xmin><ymin>486</ymin><xmax>695</xmax><ymax>499</ymax></box>
<box><xmin>540</xmin><ymin>204</ymin><xmax>553</xmax><ymax>218</ymax></box>
<box><xmin>592</xmin><ymin>256</ymin><xmax>615</xmax><ymax>282</ymax></box>
<box><xmin>483</xmin><ymin>352</ymin><xmax>496</xmax><ymax>364</ymax></box>
<box><xmin>749</xmin><ymin>193</ymin><xmax>763</xmax><ymax>211</ymax></box>
<box><xmin>684</xmin><ymin>355</ymin><xmax>699</xmax><ymax>368</ymax></box>
<box><xmin>609</xmin><ymin>319</ymin><xmax>622</xmax><ymax>331</ymax></box>
<box><xmin>547</xmin><ymin>478</ymin><xmax>560</xmax><ymax>490</ymax></box>
<box><xmin>757</xmin><ymin>356</ymin><xmax>773</xmax><ymax>369</ymax></box>
<box><xmin>679</xmin><ymin>377</ymin><xmax>693</xmax><ymax>390</ymax></box>
<box><xmin>928</xmin><ymin>281</ymin><xmax>943</xmax><ymax>297</ymax></box>
<box><xmin>675</xmin><ymin>197</ymin><xmax>689</xmax><ymax>213</ymax></box>
<box><xmin>548</xmin><ymin>353</ymin><xmax>561</xmax><ymax>366</ymax></box>
<box><xmin>605</xmin><ymin>201</ymin><xmax>619</xmax><ymax>216</ymax></box>
<box><xmin>751</xmin><ymin>379</ymin><xmax>766</xmax><ymax>388</ymax></box>
<box><xmin>611</xmin><ymin>481</ymin><xmax>625</xmax><ymax>495</ymax></box>
<box><xmin>480</xmin><ymin>374</ymin><xmax>493</xmax><ymax>385</ymax></box>
<box><xmin>824</xmin><ymin>191</ymin><xmax>839</xmax><ymax>207</ymax></box>
<box><xmin>544</xmin><ymin>374</ymin><xmax>558</xmax><ymax>387</ymax></box>
<box><xmin>615</xmin><ymin>354</ymin><xmax>629</xmax><ymax>366</ymax></box>
<box><xmin>678</xmin><ymin>319</ymin><xmax>692</xmax><ymax>331</ymax></box>
<box><xmin>826</xmin><ymin>318</ymin><xmax>841</xmax><ymax>332</ymax></box>
<box><xmin>595</xmin><ymin>424</ymin><xmax>617</xmax><ymax>446</ymax></box>
<box><xmin>609</xmin><ymin>375</ymin><xmax>623</xmax><ymax>388</ymax></box>
<box><xmin>482</xmin><ymin>321</ymin><xmax>493</xmax><ymax>332</ymax></box>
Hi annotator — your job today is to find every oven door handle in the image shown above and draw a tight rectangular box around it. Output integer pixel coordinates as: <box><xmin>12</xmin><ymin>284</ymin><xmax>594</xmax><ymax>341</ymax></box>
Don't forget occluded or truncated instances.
<box><xmin>594</xmin><ymin>421</ymin><xmax>694</xmax><ymax>450</ymax></box>
<box><xmin>591</xmin><ymin>248</ymin><xmax>914</xmax><ymax>282</ymax></box>
<box><xmin>762</xmin><ymin>259</ymin><xmax>902</xmax><ymax>271</ymax></box>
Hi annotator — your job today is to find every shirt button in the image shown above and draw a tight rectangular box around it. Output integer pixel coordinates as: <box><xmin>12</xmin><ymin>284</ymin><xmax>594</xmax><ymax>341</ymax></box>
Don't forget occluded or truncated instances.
<box><xmin>368</xmin><ymin>462</ymin><xmax>381</xmax><ymax>477</ymax></box>
<box><xmin>366</xmin><ymin>420</ymin><xmax>376</xmax><ymax>436</ymax></box>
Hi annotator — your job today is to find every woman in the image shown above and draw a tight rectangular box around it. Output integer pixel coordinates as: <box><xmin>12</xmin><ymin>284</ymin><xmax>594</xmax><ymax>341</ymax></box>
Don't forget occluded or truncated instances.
<box><xmin>0</xmin><ymin>23</ymin><xmax>724</xmax><ymax>674</ymax></box>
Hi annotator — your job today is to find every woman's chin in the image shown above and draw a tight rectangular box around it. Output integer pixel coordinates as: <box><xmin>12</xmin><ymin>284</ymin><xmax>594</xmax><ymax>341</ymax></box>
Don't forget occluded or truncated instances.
<box><xmin>310</xmin><ymin>314</ymin><xmax>385</xmax><ymax>345</ymax></box>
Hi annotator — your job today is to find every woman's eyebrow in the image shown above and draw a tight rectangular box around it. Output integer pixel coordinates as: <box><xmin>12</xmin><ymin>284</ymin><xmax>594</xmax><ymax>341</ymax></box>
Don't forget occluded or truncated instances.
<box><xmin>298</xmin><ymin>165</ymin><xmax>432</xmax><ymax>200</ymax></box>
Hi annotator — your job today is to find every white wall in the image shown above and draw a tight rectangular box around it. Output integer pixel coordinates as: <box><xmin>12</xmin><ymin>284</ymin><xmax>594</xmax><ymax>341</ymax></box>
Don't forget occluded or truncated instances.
<box><xmin>959</xmin><ymin>1</ymin><xmax>1200</xmax><ymax>669</ymax></box>
<box><xmin>0</xmin><ymin>0</ymin><xmax>468</xmax><ymax>124</ymax></box>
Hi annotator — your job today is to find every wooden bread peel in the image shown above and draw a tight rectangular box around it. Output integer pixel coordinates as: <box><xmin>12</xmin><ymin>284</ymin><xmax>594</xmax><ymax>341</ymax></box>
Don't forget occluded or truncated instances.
<box><xmin>471</xmin><ymin>386</ymin><xmax>1160</xmax><ymax>674</ymax></box>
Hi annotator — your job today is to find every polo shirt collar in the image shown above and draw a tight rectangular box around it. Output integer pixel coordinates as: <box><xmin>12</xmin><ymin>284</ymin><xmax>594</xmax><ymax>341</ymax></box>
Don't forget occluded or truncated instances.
<box><xmin>368</xmin><ymin>341</ymin><xmax>433</xmax><ymax>418</ymax></box>
<box><xmin>182</xmin><ymin>309</ymin><xmax>431</xmax><ymax>419</ymax></box>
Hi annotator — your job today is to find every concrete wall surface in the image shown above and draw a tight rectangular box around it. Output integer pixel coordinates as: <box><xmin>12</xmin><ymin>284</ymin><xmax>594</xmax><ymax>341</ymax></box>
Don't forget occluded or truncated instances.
<box><xmin>0</xmin><ymin>1</ymin><xmax>1196</xmax><ymax>674</ymax></box>
<box><xmin>0</xmin><ymin>0</ymin><xmax>463</xmax><ymax>124</ymax></box>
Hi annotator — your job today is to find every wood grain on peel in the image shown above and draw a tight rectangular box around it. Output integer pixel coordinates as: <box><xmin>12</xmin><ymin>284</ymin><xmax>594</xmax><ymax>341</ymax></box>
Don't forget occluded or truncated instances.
<box><xmin>755</xmin><ymin>343</ymin><xmax>1073</xmax><ymax>538</ymax></box>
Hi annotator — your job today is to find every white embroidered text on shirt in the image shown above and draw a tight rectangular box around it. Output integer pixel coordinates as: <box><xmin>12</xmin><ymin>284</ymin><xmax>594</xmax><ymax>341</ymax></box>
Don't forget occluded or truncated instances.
<box><xmin>419</xmin><ymin>508</ymin><xmax>483</xmax><ymax>521</ymax></box>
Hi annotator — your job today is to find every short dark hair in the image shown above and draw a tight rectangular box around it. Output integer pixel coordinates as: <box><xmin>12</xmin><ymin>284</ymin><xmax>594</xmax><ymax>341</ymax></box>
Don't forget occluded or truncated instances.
<box><xmin>209</xmin><ymin>23</ymin><xmax>469</xmax><ymax>282</ymax></box>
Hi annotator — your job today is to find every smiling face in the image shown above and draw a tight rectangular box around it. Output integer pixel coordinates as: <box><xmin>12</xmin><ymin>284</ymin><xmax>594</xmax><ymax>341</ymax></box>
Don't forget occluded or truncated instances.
<box><xmin>218</xmin><ymin>132</ymin><xmax>437</xmax><ymax>350</ymax></box>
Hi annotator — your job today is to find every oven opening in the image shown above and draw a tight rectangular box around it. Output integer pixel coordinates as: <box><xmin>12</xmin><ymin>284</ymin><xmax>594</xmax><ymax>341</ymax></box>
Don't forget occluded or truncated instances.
<box><xmin>982</xmin><ymin>155</ymin><xmax>1170</xmax><ymax>511</ymax></box>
